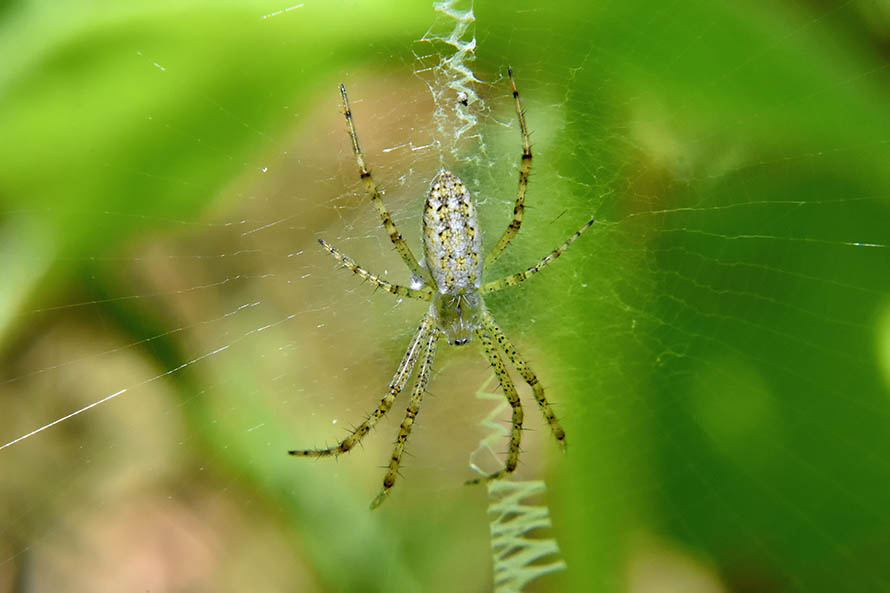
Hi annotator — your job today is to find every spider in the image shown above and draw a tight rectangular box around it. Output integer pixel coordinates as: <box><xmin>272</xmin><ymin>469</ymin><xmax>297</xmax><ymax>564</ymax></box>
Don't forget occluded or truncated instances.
<box><xmin>290</xmin><ymin>68</ymin><xmax>595</xmax><ymax>509</ymax></box>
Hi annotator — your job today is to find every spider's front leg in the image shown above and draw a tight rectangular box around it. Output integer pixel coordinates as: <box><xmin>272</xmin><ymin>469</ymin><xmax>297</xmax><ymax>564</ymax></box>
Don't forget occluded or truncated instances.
<box><xmin>370</xmin><ymin>328</ymin><xmax>439</xmax><ymax>509</ymax></box>
<box><xmin>288</xmin><ymin>314</ymin><xmax>434</xmax><ymax>458</ymax></box>
<box><xmin>481</xmin><ymin>310</ymin><xmax>566</xmax><ymax>450</ymax></box>
<box><xmin>465</xmin><ymin>327</ymin><xmax>524</xmax><ymax>485</ymax></box>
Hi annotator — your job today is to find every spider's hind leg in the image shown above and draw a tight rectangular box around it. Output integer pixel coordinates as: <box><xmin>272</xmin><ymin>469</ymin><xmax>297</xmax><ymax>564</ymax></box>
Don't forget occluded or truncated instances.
<box><xmin>465</xmin><ymin>327</ymin><xmax>524</xmax><ymax>485</ymax></box>
<box><xmin>484</xmin><ymin>67</ymin><xmax>533</xmax><ymax>271</ymax></box>
<box><xmin>339</xmin><ymin>84</ymin><xmax>431</xmax><ymax>285</ymax></box>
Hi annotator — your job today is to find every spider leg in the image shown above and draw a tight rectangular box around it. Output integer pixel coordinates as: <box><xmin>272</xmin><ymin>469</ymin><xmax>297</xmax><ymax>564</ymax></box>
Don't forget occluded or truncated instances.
<box><xmin>339</xmin><ymin>84</ymin><xmax>432</xmax><ymax>285</ymax></box>
<box><xmin>481</xmin><ymin>217</ymin><xmax>595</xmax><ymax>293</ymax></box>
<box><xmin>289</xmin><ymin>314</ymin><xmax>434</xmax><ymax>458</ymax></box>
<box><xmin>484</xmin><ymin>67</ymin><xmax>533</xmax><ymax>271</ymax></box>
<box><xmin>318</xmin><ymin>239</ymin><xmax>432</xmax><ymax>301</ymax></box>
<box><xmin>370</xmin><ymin>328</ymin><xmax>439</xmax><ymax>509</ymax></box>
<box><xmin>466</xmin><ymin>327</ymin><xmax>524</xmax><ymax>485</ymax></box>
<box><xmin>481</xmin><ymin>310</ymin><xmax>566</xmax><ymax>450</ymax></box>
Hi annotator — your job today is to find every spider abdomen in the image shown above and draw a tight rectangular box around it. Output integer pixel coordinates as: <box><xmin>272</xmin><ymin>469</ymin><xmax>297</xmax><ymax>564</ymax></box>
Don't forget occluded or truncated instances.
<box><xmin>422</xmin><ymin>171</ymin><xmax>483</xmax><ymax>295</ymax></box>
<box><xmin>423</xmin><ymin>171</ymin><xmax>485</xmax><ymax>345</ymax></box>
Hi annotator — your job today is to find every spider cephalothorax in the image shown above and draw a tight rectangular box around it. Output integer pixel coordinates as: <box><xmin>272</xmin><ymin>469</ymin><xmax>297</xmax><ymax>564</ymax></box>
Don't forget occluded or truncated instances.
<box><xmin>290</xmin><ymin>68</ymin><xmax>594</xmax><ymax>508</ymax></box>
<box><xmin>433</xmin><ymin>290</ymin><xmax>483</xmax><ymax>346</ymax></box>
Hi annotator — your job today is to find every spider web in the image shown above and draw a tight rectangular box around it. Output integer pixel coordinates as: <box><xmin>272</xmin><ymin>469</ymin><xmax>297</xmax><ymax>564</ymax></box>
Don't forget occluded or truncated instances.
<box><xmin>1</xmin><ymin>1</ymin><xmax>890</xmax><ymax>593</ymax></box>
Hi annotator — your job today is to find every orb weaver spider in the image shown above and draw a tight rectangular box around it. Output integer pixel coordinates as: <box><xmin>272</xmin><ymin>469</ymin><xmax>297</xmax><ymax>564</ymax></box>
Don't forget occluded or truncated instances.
<box><xmin>290</xmin><ymin>68</ymin><xmax>595</xmax><ymax>509</ymax></box>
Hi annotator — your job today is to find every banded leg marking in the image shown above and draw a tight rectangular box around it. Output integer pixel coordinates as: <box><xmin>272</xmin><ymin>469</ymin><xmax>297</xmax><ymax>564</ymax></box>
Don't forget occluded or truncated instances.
<box><xmin>482</xmin><ymin>310</ymin><xmax>566</xmax><ymax>450</ymax></box>
<box><xmin>340</xmin><ymin>84</ymin><xmax>431</xmax><ymax>285</ymax></box>
<box><xmin>289</xmin><ymin>314</ymin><xmax>434</xmax><ymax>457</ymax></box>
<box><xmin>484</xmin><ymin>67</ymin><xmax>533</xmax><ymax>270</ymax></box>
<box><xmin>318</xmin><ymin>238</ymin><xmax>432</xmax><ymax>301</ymax></box>
<box><xmin>466</xmin><ymin>327</ymin><xmax>524</xmax><ymax>485</ymax></box>
<box><xmin>370</xmin><ymin>328</ymin><xmax>439</xmax><ymax>508</ymax></box>
<box><xmin>482</xmin><ymin>218</ymin><xmax>595</xmax><ymax>293</ymax></box>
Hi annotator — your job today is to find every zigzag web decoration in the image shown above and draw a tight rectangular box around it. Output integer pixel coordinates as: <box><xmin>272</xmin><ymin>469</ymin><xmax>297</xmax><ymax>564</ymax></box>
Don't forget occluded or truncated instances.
<box><xmin>415</xmin><ymin>5</ymin><xmax>566</xmax><ymax>588</ymax></box>
<box><xmin>414</xmin><ymin>0</ymin><xmax>491</xmax><ymax>169</ymax></box>
<box><xmin>471</xmin><ymin>377</ymin><xmax>567</xmax><ymax>592</ymax></box>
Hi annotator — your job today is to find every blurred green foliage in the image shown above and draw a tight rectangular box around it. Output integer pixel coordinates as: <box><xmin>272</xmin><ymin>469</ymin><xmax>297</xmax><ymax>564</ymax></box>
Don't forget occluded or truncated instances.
<box><xmin>1</xmin><ymin>1</ymin><xmax>890</xmax><ymax>592</ymax></box>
